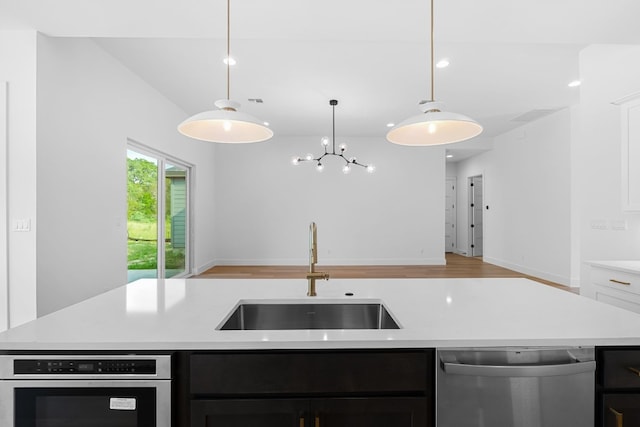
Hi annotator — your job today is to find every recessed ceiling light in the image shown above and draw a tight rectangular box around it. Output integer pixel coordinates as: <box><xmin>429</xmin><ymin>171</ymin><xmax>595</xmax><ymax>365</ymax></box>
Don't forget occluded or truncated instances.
<box><xmin>436</xmin><ymin>59</ymin><xmax>450</xmax><ymax>69</ymax></box>
<box><xmin>223</xmin><ymin>56</ymin><xmax>236</xmax><ymax>66</ymax></box>
<box><xmin>386</xmin><ymin>123</ymin><xmax>395</xmax><ymax>128</ymax></box>
<box><xmin>263</xmin><ymin>122</ymin><xmax>270</xmax><ymax>126</ymax></box>
<box><xmin>568</xmin><ymin>80</ymin><xmax>581</xmax><ymax>88</ymax></box>
<box><xmin>446</xmin><ymin>154</ymin><xmax>453</xmax><ymax>158</ymax></box>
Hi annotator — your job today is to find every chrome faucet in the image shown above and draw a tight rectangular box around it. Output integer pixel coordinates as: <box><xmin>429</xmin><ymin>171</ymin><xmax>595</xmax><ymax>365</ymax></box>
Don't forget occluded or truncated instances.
<box><xmin>306</xmin><ymin>222</ymin><xmax>329</xmax><ymax>296</ymax></box>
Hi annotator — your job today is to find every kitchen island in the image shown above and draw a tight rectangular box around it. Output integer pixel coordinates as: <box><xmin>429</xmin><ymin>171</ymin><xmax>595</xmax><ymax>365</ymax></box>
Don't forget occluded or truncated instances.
<box><xmin>1</xmin><ymin>277</ymin><xmax>640</xmax><ymax>349</ymax></box>
<box><xmin>1</xmin><ymin>277</ymin><xmax>640</xmax><ymax>427</ymax></box>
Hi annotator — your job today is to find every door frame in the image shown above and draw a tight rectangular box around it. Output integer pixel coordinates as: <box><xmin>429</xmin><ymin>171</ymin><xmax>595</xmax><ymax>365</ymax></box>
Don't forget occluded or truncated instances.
<box><xmin>127</xmin><ymin>140</ymin><xmax>194</xmax><ymax>280</ymax></box>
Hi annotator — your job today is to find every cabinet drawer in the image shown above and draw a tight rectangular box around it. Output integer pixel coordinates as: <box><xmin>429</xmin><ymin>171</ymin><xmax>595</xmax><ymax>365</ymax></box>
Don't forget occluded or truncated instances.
<box><xmin>602</xmin><ymin>350</ymin><xmax>640</xmax><ymax>389</ymax></box>
<box><xmin>190</xmin><ymin>350</ymin><xmax>431</xmax><ymax>395</ymax></box>
<box><xmin>592</xmin><ymin>267</ymin><xmax>640</xmax><ymax>295</ymax></box>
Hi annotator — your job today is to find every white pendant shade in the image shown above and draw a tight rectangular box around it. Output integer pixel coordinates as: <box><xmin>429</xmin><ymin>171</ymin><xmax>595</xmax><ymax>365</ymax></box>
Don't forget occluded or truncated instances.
<box><xmin>386</xmin><ymin>101</ymin><xmax>482</xmax><ymax>146</ymax></box>
<box><xmin>178</xmin><ymin>99</ymin><xmax>273</xmax><ymax>143</ymax></box>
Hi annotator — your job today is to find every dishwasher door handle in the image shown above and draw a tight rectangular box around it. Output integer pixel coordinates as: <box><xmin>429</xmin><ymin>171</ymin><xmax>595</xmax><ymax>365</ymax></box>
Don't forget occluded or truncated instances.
<box><xmin>442</xmin><ymin>360</ymin><xmax>596</xmax><ymax>377</ymax></box>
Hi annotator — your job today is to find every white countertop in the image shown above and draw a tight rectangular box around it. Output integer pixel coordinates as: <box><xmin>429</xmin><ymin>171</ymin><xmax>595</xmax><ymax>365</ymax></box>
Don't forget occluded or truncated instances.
<box><xmin>589</xmin><ymin>260</ymin><xmax>640</xmax><ymax>275</ymax></box>
<box><xmin>1</xmin><ymin>277</ymin><xmax>640</xmax><ymax>350</ymax></box>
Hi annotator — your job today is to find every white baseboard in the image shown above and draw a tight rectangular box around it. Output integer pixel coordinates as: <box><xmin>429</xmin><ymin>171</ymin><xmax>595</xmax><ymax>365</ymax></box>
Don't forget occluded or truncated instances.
<box><xmin>193</xmin><ymin>259</ymin><xmax>217</xmax><ymax>275</ymax></box>
<box><xmin>483</xmin><ymin>256</ymin><xmax>576</xmax><ymax>288</ymax></box>
<box><xmin>204</xmin><ymin>257</ymin><xmax>447</xmax><ymax>267</ymax></box>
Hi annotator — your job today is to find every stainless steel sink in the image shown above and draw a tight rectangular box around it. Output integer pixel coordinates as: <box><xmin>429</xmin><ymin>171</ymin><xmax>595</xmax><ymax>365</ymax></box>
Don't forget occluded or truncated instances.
<box><xmin>218</xmin><ymin>301</ymin><xmax>400</xmax><ymax>330</ymax></box>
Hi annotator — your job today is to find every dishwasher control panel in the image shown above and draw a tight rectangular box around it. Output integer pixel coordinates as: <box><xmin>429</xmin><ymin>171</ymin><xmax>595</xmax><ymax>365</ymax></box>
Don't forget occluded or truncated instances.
<box><xmin>14</xmin><ymin>359</ymin><xmax>157</xmax><ymax>375</ymax></box>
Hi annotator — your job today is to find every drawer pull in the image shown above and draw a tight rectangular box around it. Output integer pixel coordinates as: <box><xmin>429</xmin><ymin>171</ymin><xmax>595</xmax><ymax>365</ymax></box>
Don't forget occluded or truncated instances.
<box><xmin>628</xmin><ymin>367</ymin><xmax>640</xmax><ymax>376</ymax></box>
<box><xmin>609</xmin><ymin>407</ymin><xmax>624</xmax><ymax>427</ymax></box>
<box><xmin>610</xmin><ymin>279</ymin><xmax>631</xmax><ymax>286</ymax></box>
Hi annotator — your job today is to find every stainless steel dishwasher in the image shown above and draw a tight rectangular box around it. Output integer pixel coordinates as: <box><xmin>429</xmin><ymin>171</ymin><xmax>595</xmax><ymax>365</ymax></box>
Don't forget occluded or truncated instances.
<box><xmin>436</xmin><ymin>347</ymin><xmax>595</xmax><ymax>427</ymax></box>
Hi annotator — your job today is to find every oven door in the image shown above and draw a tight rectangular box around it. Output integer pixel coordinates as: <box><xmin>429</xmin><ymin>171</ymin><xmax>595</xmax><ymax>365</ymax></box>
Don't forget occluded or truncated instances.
<box><xmin>0</xmin><ymin>380</ymin><xmax>171</xmax><ymax>427</ymax></box>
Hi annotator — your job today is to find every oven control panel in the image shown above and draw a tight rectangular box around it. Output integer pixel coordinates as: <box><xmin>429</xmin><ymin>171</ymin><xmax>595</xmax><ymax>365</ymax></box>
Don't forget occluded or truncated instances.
<box><xmin>14</xmin><ymin>359</ymin><xmax>157</xmax><ymax>374</ymax></box>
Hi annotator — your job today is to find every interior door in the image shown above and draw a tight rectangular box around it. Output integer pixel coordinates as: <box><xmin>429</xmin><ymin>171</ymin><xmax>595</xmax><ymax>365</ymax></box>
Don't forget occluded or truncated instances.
<box><xmin>469</xmin><ymin>176</ymin><xmax>483</xmax><ymax>257</ymax></box>
<box><xmin>445</xmin><ymin>178</ymin><xmax>456</xmax><ymax>253</ymax></box>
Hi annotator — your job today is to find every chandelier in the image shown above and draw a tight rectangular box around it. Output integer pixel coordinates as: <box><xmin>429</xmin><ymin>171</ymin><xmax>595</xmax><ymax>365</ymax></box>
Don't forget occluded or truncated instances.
<box><xmin>292</xmin><ymin>100</ymin><xmax>375</xmax><ymax>174</ymax></box>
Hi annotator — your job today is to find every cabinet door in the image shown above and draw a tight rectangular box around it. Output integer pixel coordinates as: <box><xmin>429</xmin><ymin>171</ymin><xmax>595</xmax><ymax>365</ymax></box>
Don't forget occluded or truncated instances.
<box><xmin>603</xmin><ymin>394</ymin><xmax>640</xmax><ymax>427</ymax></box>
<box><xmin>191</xmin><ymin>399</ymin><xmax>306</xmax><ymax>427</ymax></box>
<box><xmin>316</xmin><ymin>397</ymin><xmax>430</xmax><ymax>427</ymax></box>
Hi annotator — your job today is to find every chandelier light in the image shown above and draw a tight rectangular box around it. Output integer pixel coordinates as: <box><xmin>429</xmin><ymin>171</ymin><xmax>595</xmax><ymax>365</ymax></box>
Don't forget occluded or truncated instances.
<box><xmin>386</xmin><ymin>0</ymin><xmax>482</xmax><ymax>146</ymax></box>
<box><xmin>177</xmin><ymin>0</ymin><xmax>273</xmax><ymax>143</ymax></box>
<box><xmin>293</xmin><ymin>100</ymin><xmax>375</xmax><ymax>174</ymax></box>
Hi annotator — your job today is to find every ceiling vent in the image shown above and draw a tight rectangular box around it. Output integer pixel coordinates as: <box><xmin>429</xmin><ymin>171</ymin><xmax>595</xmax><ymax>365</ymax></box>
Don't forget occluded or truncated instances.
<box><xmin>511</xmin><ymin>108</ymin><xmax>562</xmax><ymax>123</ymax></box>
<box><xmin>248</xmin><ymin>98</ymin><xmax>264</xmax><ymax>103</ymax></box>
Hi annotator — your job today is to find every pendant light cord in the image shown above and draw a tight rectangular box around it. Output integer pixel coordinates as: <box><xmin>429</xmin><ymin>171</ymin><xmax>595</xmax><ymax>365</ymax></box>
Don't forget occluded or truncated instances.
<box><xmin>430</xmin><ymin>0</ymin><xmax>435</xmax><ymax>102</ymax></box>
<box><xmin>226</xmin><ymin>0</ymin><xmax>231</xmax><ymax>100</ymax></box>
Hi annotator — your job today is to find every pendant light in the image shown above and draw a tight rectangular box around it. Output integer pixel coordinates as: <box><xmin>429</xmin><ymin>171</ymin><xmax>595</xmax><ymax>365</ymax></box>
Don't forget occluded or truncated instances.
<box><xmin>178</xmin><ymin>0</ymin><xmax>273</xmax><ymax>143</ymax></box>
<box><xmin>386</xmin><ymin>0</ymin><xmax>482</xmax><ymax>146</ymax></box>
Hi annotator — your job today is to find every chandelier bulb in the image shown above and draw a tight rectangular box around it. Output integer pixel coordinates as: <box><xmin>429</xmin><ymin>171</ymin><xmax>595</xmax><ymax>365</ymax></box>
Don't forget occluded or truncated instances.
<box><xmin>292</xmin><ymin>156</ymin><xmax>301</xmax><ymax>165</ymax></box>
<box><xmin>342</xmin><ymin>164</ymin><xmax>351</xmax><ymax>174</ymax></box>
<box><xmin>321</xmin><ymin>137</ymin><xmax>330</xmax><ymax>147</ymax></box>
<box><xmin>339</xmin><ymin>143</ymin><xmax>347</xmax><ymax>152</ymax></box>
<box><xmin>367</xmin><ymin>165</ymin><xmax>376</xmax><ymax>173</ymax></box>
<box><xmin>305</xmin><ymin>153</ymin><xmax>313</xmax><ymax>161</ymax></box>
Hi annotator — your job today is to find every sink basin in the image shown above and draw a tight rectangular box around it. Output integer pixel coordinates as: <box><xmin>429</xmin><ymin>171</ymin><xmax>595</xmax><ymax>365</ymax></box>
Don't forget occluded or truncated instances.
<box><xmin>218</xmin><ymin>301</ymin><xmax>400</xmax><ymax>330</ymax></box>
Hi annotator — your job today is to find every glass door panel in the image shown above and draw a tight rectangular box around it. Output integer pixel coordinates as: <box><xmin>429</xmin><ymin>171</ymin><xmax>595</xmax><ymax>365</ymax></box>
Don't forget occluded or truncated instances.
<box><xmin>165</xmin><ymin>163</ymin><xmax>187</xmax><ymax>278</ymax></box>
<box><xmin>127</xmin><ymin>150</ymin><xmax>158</xmax><ymax>282</ymax></box>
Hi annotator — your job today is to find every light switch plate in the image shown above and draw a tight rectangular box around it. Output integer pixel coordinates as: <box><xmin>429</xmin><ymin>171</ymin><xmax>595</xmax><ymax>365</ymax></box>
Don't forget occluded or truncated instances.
<box><xmin>12</xmin><ymin>218</ymin><xmax>31</xmax><ymax>232</ymax></box>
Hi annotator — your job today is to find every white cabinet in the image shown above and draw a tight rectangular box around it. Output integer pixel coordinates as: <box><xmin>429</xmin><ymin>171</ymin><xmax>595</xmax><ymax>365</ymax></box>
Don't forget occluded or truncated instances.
<box><xmin>587</xmin><ymin>261</ymin><xmax>640</xmax><ymax>313</ymax></box>
<box><xmin>619</xmin><ymin>96</ymin><xmax>640</xmax><ymax>211</ymax></box>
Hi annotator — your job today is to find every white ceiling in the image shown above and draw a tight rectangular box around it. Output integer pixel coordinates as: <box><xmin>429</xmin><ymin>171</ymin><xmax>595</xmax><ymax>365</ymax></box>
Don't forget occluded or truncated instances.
<box><xmin>2</xmin><ymin>0</ymin><xmax>640</xmax><ymax>156</ymax></box>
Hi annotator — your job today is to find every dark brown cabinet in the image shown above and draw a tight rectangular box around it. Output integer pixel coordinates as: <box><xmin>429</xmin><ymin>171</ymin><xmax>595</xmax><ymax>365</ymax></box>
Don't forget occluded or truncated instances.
<box><xmin>597</xmin><ymin>348</ymin><xmax>640</xmax><ymax>426</ymax></box>
<box><xmin>187</xmin><ymin>349</ymin><xmax>434</xmax><ymax>427</ymax></box>
<box><xmin>602</xmin><ymin>394</ymin><xmax>640</xmax><ymax>427</ymax></box>
<box><xmin>192</xmin><ymin>397</ymin><xmax>428</xmax><ymax>427</ymax></box>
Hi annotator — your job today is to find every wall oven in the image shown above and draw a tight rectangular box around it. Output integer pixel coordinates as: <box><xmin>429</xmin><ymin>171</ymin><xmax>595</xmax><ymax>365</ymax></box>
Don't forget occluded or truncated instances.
<box><xmin>0</xmin><ymin>354</ymin><xmax>171</xmax><ymax>427</ymax></box>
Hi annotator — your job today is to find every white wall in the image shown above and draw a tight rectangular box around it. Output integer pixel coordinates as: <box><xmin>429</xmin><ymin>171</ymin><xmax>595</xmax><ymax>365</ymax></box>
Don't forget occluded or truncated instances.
<box><xmin>35</xmin><ymin>35</ymin><xmax>217</xmax><ymax>316</ymax></box>
<box><xmin>0</xmin><ymin>31</ymin><xmax>38</xmax><ymax>327</ymax></box>
<box><xmin>577</xmin><ymin>45</ymin><xmax>640</xmax><ymax>294</ymax></box>
<box><xmin>0</xmin><ymin>81</ymin><xmax>7</xmax><ymax>332</ymax></box>
<box><xmin>213</xmin><ymin>137</ymin><xmax>446</xmax><ymax>265</ymax></box>
<box><xmin>456</xmin><ymin>108</ymin><xmax>574</xmax><ymax>285</ymax></box>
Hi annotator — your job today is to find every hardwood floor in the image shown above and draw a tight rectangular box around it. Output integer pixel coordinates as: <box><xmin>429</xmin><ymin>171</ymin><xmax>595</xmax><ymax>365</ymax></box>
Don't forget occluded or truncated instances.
<box><xmin>196</xmin><ymin>253</ymin><xmax>578</xmax><ymax>294</ymax></box>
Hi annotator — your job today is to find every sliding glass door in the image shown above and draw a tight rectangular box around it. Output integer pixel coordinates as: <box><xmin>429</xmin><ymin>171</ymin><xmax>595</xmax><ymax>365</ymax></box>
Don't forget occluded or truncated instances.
<box><xmin>127</xmin><ymin>144</ymin><xmax>191</xmax><ymax>282</ymax></box>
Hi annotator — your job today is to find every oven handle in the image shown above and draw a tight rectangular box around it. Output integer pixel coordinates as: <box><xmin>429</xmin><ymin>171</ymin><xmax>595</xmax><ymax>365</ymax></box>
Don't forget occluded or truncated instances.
<box><xmin>442</xmin><ymin>360</ymin><xmax>596</xmax><ymax>377</ymax></box>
